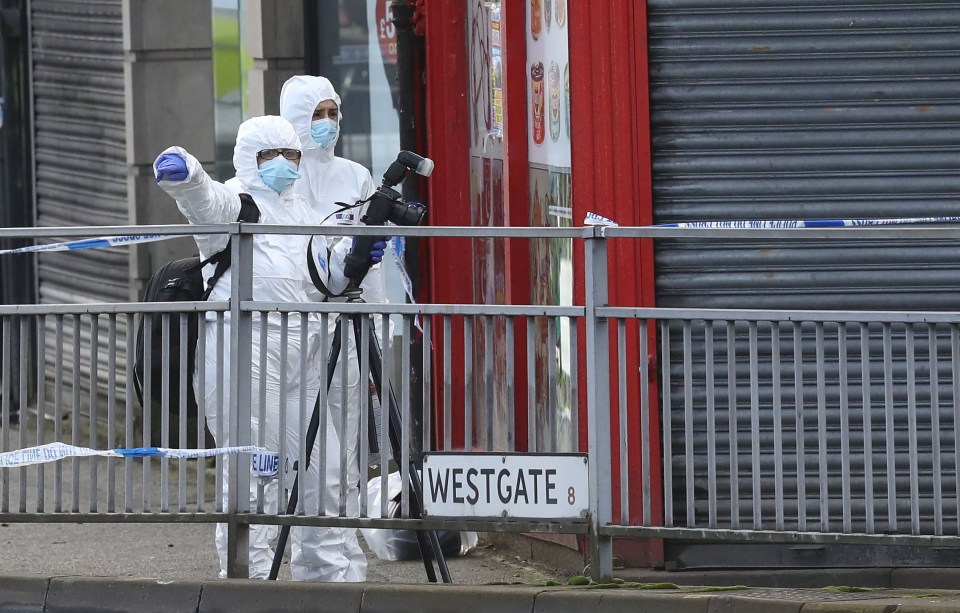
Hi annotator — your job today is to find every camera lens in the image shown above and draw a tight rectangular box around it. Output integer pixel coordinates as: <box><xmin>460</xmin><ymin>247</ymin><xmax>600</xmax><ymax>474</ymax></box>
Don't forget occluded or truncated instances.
<box><xmin>389</xmin><ymin>201</ymin><xmax>426</xmax><ymax>226</ymax></box>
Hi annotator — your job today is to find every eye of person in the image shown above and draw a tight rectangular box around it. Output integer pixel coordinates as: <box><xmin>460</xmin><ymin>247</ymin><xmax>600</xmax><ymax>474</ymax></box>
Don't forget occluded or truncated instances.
<box><xmin>258</xmin><ymin>149</ymin><xmax>301</xmax><ymax>160</ymax></box>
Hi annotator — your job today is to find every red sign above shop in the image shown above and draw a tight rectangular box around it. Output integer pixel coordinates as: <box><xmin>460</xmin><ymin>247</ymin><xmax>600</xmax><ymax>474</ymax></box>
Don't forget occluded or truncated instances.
<box><xmin>376</xmin><ymin>0</ymin><xmax>398</xmax><ymax>64</ymax></box>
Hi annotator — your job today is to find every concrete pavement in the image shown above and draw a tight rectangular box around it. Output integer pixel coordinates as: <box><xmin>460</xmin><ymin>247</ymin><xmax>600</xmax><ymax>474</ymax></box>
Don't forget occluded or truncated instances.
<box><xmin>0</xmin><ymin>520</ymin><xmax>563</xmax><ymax>584</ymax></box>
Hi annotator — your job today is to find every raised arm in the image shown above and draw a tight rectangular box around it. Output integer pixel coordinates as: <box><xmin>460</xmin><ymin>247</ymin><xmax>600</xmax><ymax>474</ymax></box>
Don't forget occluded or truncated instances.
<box><xmin>154</xmin><ymin>146</ymin><xmax>242</xmax><ymax>259</ymax></box>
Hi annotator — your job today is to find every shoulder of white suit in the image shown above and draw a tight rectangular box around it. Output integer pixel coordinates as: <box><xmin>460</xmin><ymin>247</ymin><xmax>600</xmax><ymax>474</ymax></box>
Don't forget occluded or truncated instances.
<box><xmin>332</xmin><ymin>156</ymin><xmax>374</xmax><ymax>182</ymax></box>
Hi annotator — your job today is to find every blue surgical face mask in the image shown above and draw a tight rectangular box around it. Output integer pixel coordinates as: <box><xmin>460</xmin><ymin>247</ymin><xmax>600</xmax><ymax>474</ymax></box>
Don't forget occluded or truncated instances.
<box><xmin>311</xmin><ymin>118</ymin><xmax>339</xmax><ymax>149</ymax></box>
<box><xmin>257</xmin><ymin>157</ymin><xmax>301</xmax><ymax>194</ymax></box>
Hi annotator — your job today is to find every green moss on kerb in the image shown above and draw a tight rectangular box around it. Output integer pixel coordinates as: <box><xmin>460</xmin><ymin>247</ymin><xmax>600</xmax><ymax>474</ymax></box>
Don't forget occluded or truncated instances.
<box><xmin>823</xmin><ymin>586</ymin><xmax>873</xmax><ymax>593</ymax></box>
<box><xmin>691</xmin><ymin>585</ymin><xmax>749</xmax><ymax>592</ymax></box>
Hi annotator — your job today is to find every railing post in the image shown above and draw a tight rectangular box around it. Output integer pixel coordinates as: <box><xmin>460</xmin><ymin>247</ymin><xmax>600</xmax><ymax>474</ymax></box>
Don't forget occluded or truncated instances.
<box><xmin>227</xmin><ymin>222</ymin><xmax>253</xmax><ymax>578</ymax></box>
<box><xmin>584</xmin><ymin>228</ymin><xmax>613</xmax><ymax>582</ymax></box>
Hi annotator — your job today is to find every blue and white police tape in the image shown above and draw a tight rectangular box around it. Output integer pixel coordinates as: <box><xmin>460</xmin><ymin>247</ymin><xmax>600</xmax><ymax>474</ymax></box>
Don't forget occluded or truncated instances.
<box><xmin>251</xmin><ymin>450</ymin><xmax>280</xmax><ymax>484</ymax></box>
<box><xmin>584</xmin><ymin>212</ymin><xmax>619</xmax><ymax>227</ymax></box>
<box><xmin>583</xmin><ymin>212</ymin><xmax>960</xmax><ymax>230</ymax></box>
<box><xmin>655</xmin><ymin>215</ymin><xmax>960</xmax><ymax>229</ymax></box>
<box><xmin>9</xmin><ymin>213</ymin><xmax>960</xmax><ymax>258</ymax></box>
<box><xmin>390</xmin><ymin>236</ymin><xmax>423</xmax><ymax>332</ymax></box>
<box><xmin>584</xmin><ymin>212</ymin><xmax>960</xmax><ymax>230</ymax></box>
<box><xmin>0</xmin><ymin>234</ymin><xmax>168</xmax><ymax>256</ymax></box>
<box><xmin>0</xmin><ymin>441</ymin><xmax>267</xmax><ymax>468</ymax></box>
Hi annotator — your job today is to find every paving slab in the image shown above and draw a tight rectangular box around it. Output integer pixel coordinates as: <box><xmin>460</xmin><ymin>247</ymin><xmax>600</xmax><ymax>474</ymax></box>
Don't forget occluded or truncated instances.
<box><xmin>6</xmin><ymin>576</ymin><xmax>960</xmax><ymax>613</ymax></box>
<box><xmin>616</xmin><ymin>568</ymin><xmax>895</xmax><ymax>589</ymax></box>
<box><xmin>707</xmin><ymin>593</ymin><xmax>804</xmax><ymax>613</ymax></box>
<box><xmin>890</xmin><ymin>568</ymin><xmax>960</xmax><ymax>590</ymax></box>
<box><xmin>532</xmin><ymin>589</ymin><xmax>603</xmax><ymax>613</ymax></box>
<box><xmin>0</xmin><ymin>576</ymin><xmax>47</xmax><ymax>613</ymax></box>
<box><xmin>359</xmin><ymin>584</ymin><xmax>541</xmax><ymax>613</ymax></box>
<box><xmin>596</xmin><ymin>590</ymin><xmax>713</xmax><ymax>613</ymax></box>
<box><xmin>44</xmin><ymin>577</ymin><xmax>203</xmax><ymax>613</ymax></box>
<box><xmin>198</xmin><ymin>579</ymin><xmax>365</xmax><ymax>613</ymax></box>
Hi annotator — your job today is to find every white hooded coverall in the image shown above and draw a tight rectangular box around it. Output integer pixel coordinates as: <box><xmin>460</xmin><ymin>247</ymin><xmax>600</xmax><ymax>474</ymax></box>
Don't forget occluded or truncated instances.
<box><xmin>155</xmin><ymin>115</ymin><xmax>362</xmax><ymax>581</ymax></box>
<box><xmin>280</xmin><ymin>75</ymin><xmax>388</xmax><ymax>583</ymax></box>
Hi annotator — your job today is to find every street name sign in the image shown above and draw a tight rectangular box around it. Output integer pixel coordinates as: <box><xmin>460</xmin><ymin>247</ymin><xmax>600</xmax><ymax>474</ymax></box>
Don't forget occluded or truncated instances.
<box><xmin>422</xmin><ymin>452</ymin><xmax>589</xmax><ymax>519</ymax></box>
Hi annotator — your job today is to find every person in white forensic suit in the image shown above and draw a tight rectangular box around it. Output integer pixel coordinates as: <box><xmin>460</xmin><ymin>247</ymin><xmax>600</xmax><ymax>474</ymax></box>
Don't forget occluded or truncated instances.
<box><xmin>280</xmin><ymin>75</ymin><xmax>391</xmax><ymax>583</ymax></box>
<box><xmin>153</xmin><ymin>115</ymin><xmax>385</xmax><ymax>581</ymax></box>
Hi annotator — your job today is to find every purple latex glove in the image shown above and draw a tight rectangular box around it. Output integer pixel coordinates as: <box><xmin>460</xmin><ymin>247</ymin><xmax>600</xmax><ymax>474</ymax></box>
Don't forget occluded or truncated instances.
<box><xmin>369</xmin><ymin>240</ymin><xmax>387</xmax><ymax>263</ymax></box>
<box><xmin>154</xmin><ymin>153</ymin><xmax>188</xmax><ymax>183</ymax></box>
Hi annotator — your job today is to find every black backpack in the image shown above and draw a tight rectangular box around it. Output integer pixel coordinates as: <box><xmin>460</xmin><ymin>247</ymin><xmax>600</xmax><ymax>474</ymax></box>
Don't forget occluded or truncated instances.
<box><xmin>133</xmin><ymin>193</ymin><xmax>260</xmax><ymax>448</ymax></box>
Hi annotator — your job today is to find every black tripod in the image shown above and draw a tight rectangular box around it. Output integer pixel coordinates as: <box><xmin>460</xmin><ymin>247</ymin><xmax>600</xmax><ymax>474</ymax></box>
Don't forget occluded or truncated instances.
<box><xmin>268</xmin><ymin>284</ymin><xmax>451</xmax><ymax>582</ymax></box>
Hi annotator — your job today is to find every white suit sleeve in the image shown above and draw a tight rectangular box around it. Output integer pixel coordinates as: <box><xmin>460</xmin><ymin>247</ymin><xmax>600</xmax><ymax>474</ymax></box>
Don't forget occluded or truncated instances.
<box><xmin>359</xmin><ymin>171</ymin><xmax>376</xmax><ymax>201</ymax></box>
<box><xmin>155</xmin><ymin>146</ymin><xmax>242</xmax><ymax>259</ymax></box>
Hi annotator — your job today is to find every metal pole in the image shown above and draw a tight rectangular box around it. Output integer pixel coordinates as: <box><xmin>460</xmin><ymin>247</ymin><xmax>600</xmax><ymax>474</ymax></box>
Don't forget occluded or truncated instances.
<box><xmin>226</xmin><ymin>223</ymin><xmax>253</xmax><ymax>578</ymax></box>
<box><xmin>391</xmin><ymin>0</ymin><xmax>426</xmax><ymax>456</ymax></box>
<box><xmin>584</xmin><ymin>228</ymin><xmax>613</xmax><ymax>581</ymax></box>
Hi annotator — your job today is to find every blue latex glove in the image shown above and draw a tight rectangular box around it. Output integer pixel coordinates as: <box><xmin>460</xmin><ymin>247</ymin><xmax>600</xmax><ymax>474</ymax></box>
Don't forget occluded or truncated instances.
<box><xmin>369</xmin><ymin>240</ymin><xmax>387</xmax><ymax>263</ymax></box>
<box><xmin>154</xmin><ymin>153</ymin><xmax>188</xmax><ymax>183</ymax></box>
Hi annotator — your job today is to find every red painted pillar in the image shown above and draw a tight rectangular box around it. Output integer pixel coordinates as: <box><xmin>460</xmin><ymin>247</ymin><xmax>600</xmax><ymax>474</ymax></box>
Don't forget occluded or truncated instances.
<box><xmin>424</xmin><ymin>1</ymin><xmax>471</xmax><ymax>449</ymax></box>
<box><xmin>569</xmin><ymin>0</ymin><xmax>663</xmax><ymax>565</ymax></box>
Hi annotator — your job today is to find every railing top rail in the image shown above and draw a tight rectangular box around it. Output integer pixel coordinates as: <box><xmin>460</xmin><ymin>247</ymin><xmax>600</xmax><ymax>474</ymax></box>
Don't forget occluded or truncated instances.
<box><xmin>600</xmin><ymin>225</ymin><xmax>960</xmax><ymax>240</ymax></box>
<box><xmin>0</xmin><ymin>301</ymin><xmax>583</xmax><ymax>317</ymax></box>
<box><xmin>0</xmin><ymin>301</ymin><xmax>231</xmax><ymax>316</ymax></box>
<box><xmin>603</xmin><ymin>305</ymin><xmax>960</xmax><ymax>324</ymax></box>
<box><xmin>0</xmin><ymin>224</ymin><xmax>596</xmax><ymax>239</ymax></box>
<box><xmin>5</xmin><ymin>224</ymin><xmax>960</xmax><ymax>240</ymax></box>
<box><xmin>241</xmin><ymin>302</ymin><xmax>584</xmax><ymax>317</ymax></box>
<box><xmin>7</xmin><ymin>302</ymin><xmax>960</xmax><ymax>323</ymax></box>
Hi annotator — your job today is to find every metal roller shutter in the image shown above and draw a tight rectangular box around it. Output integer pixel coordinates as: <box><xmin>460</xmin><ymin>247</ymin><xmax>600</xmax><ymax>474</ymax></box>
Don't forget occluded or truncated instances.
<box><xmin>31</xmin><ymin>0</ymin><xmax>127</xmax><ymax>303</ymax></box>
<box><xmin>30</xmin><ymin>0</ymin><xmax>129</xmax><ymax>410</ymax></box>
<box><xmin>647</xmin><ymin>0</ymin><xmax>960</xmax><ymax>559</ymax></box>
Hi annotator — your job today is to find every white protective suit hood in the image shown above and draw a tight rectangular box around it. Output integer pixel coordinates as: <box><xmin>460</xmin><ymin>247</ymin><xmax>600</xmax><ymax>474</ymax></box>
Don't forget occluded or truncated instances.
<box><xmin>280</xmin><ymin>75</ymin><xmax>342</xmax><ymax>161</ymax></box>
<box><xmin>233</xmin><ymin>115</ymin><xmax>302</xmax><ymax>195</ymax></box>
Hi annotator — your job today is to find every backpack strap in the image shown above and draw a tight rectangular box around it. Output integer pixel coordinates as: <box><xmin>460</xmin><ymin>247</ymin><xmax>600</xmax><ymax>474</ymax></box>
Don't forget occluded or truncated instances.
<box><xmin>197</xmin><ymin>193</ymin><xmax>261</xmax><ymax>300</ymax></box>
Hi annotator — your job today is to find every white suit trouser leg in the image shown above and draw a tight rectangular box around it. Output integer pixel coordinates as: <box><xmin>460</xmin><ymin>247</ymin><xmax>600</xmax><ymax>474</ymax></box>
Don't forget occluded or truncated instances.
<box><xmin>290</xmin><ymin>314</ymin><xmax>367</xmax><ymax>582</ymax></box>
<box><xmin>200</xmin><ymin>320</ymin><xmax>289</xmax><ymax>579</ymax></box>
<box><xmin>201</xmin><ymin>318</ymin><xmax>365</xmax><ymax>580</ymax></box>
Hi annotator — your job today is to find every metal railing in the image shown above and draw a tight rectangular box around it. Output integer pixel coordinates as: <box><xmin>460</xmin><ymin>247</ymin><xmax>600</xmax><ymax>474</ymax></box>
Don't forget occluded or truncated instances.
<box><xmin>2</xmin><ymin>223</ymin><xmax>960</xmax><ymax>581</ymax></box>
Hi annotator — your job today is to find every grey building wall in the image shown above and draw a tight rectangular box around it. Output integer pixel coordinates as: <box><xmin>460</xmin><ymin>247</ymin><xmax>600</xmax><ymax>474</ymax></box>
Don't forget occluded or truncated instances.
<box><xmin>21</xmin><ymin>1</ymin><xmax>308</xmax><ymax>412</ymax></box>
<box><xmin>124</xmin><ymin>0</ymin><xmax>215</xmax><ymax>297</ymax></box>
<box><xmin>124</xmin><ymin>0</ymin><xmax>307</xmax><ymax>295</ymax></box>
<box><xmin>245</xmin><ymin>0</ymin><xmax>305</xmax><ymax>118</ymax></box>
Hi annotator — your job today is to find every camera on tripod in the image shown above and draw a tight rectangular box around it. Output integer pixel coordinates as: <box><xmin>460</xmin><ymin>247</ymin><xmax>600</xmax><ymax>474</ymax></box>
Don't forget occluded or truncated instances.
<box><xmin>343</xmin><ymin>151</ymin><xmax>432</xmax><ymax>284</ymax></box>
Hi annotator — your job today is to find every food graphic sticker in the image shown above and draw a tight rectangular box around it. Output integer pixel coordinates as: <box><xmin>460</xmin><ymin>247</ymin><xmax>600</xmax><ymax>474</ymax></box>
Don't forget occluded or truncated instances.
<box><xmin>556</xmin><ymin>0</ymin><xmax>566</xmax><ymax>28</ymax></box>
<box><xmin>564</xmin><ymin>62</ymin><xmax>570</xmax><ymax>140</ymax></box>
<box><xmin>549</xmin><ymin>61</ymin><xmax>561</xmax><ymax>142</ymax></box>
<box><xmin>545</xmin><ymin>0</ymin><xmax>552</xmax><ymax>31</ymax></box>
<box><xmin>531</xmin><ymin>0</ymin><xmax>542</xmax><ymax>40</ymax></box>
<box><xmin>531</xmin><ymin>62</ymin><xmax>545</xmax><ymax>145</ymax></box>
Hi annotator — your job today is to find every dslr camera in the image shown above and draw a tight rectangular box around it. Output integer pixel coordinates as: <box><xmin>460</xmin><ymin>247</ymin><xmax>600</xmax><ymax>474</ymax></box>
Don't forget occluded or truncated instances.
<box><xmin>343</xmin><ymin>151</ymin><xmax>431</xmax><ymax>284</ymax></box>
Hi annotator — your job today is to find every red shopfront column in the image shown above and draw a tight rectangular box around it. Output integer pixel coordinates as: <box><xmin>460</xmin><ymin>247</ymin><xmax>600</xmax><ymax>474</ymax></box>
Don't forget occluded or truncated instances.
<box><xmin>425</xmin><ymin>1</ymin><xmax>662</xmax><ymax>565</ymax></box>
<box><xmin>569</xmin><ymin>0</ymin><xmax>663</xmax><ymax>565</ymax></box>
<box><xmin>423</xmin><ymin>1</ymin><xmax>469</xmax><ymax>451</ymax></box>
<box><xmin>424</xmin><ymin>1</ymin><xmax>532</xmax><ymax>452</ymax></box>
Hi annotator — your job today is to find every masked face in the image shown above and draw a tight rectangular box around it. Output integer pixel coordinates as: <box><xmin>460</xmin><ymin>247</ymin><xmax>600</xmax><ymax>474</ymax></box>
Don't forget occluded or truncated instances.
<box><xmin>311</xmin><ymin>118</ymin><xmax>339</xmax><ymax>149</ymax></box>
<box><xmin>257</xmin><ymin>156</ymin><xmax>301</xmax><ymax>194</ymax></box>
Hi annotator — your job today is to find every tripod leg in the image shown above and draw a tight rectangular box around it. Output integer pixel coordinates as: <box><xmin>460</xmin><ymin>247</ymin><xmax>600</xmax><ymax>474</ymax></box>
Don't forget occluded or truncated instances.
<box><xmin>355</xmin><ymin>314</ymin><xmax>452</xmax><ymax>584</ymax></box>
<box><xmin>268</xmin><ymin>318</ymin><xmax>344</xmax><ymax>580</ymax></box>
